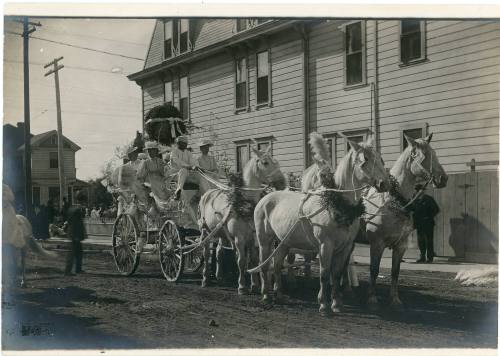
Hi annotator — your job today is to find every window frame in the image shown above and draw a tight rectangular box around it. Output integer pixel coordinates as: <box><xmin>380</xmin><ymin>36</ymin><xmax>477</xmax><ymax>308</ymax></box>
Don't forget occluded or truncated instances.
<box><xmin>164</xmin><ymin>80</ymin><xmax>173</xmax><ymax>106</ymax></box>
<box><xmin>323</xmin><ymin>133</ymin><xmax>338</xmax><ymax>168</ymax></box>
<box><xmin>234</xmin><ymin>56</ymin><xmax>249</xmax><ymax>112</ymax></box>
<box><xmin>399</xmin><ymin>20</ymin><xmax>427</xmax><ymax>66</ymax></box>
<box><xmin>163</xmin><ymin>19</ymin><xmax>174</xmax><ymax>60</ymax></box>
<box><xmin>234</xmin><ymin>140</ymin><xmax>251</xmax><ymax>173</ymax></box>
<box><xmin>50</xmin><ymin>135</ymin><xmax>57</xmax><ymax>145</ymax></box>
<box><xmin>178</xmin><ymin>19</ymin><xmax>190</xmax><ymax>54</ymax></box>
<box><xmin>49</xmin><ymin>152</ymin><xmax>59</xmax><ymax>169</ymax></box>
<box><xmin>400</xmin><ymin>123</ymin><xmax>428</xmax><ymax>152</ymax></box>
<box><xmin>255</xmin><ymin>135</ymin><xmax>274</xmax><ymax>155</ymax></box>
<box><xmin>256</xmin><ymin>49</ymin><xmax>272</xmax><ymax>108</ymax></box>
<box><xmin>342</xmin><ymin>20</ymin><xmax>367</xmax><ymax>89</ymax></box>
<box><xmin>341</xmin><ymin>129</ymin><xmax>369</xmax><ymax>154</ymax></box>
<box><xmin>179</xmin><ymin>75</ymin><xmax>190</xmax><ymax>122</ymax></box>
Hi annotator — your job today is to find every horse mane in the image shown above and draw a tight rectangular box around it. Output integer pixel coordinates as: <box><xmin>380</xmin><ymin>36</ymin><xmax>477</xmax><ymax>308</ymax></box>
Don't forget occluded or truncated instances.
<box><xmin>390</xmin><ymin>144</ymin><xmax>413</xmax><ymax>176</ymax></box>
<box><xmin>334</xmin><ymin>142</ymin><xmax>374</xmax><ymax>189</ymax></box>
<box><xmin>243</xmin><ymin>155</ymin><xmax>260</xmax><ymax>185</ymax></box>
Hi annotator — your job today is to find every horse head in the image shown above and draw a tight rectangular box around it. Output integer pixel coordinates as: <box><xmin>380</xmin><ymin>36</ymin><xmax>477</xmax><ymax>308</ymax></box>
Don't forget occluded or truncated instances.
<box><xmin>404</xmin><ymin>133</ymin><xmax>448</xmax><ymax>188</ymax></box>
<box><xmin>245</xmin><ymin>147</ymin><xmax>287</xmax><ymax>190</ymax></box>
<box><xmin>335</xmin><ymin>137</ymin><xmax>390</xmax><ymax>192</ymax></box>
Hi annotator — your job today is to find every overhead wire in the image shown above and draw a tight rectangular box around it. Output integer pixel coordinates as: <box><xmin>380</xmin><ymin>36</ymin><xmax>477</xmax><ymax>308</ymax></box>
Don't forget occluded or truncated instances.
<box><xmin>4</xmin><ymin>59</ymin><xmax>134</xmax><ymax>75</ymax></box>
<box><xmin>5</xmin><ymin>31</ymin><xmax>145</xmax><ymax>61</ymax></box>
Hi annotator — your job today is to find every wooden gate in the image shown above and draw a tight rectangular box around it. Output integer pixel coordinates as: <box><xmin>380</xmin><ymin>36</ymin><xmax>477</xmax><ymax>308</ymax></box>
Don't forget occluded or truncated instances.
<box><xmin>428</xmin><ymin>170</ymin><xmax>498</xmax><ymax>263</ymax></box>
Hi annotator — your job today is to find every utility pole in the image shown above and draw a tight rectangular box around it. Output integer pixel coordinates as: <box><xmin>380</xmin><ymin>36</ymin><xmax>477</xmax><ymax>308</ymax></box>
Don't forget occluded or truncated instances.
<box><xmin>19</xmin><ymin>17</ymin><xmax>41</xmax><ymax>221</ymax></box>
<box><xmin>44</xmin><ymin>57</ymin><xmax>65</xmax><ymax>209</ymax></box>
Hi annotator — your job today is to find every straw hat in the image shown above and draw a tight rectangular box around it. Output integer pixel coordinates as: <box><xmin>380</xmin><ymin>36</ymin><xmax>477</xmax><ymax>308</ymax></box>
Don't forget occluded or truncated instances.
<box><xmin>145</xmin><ymin>141</ymin><xmax>159</xmax><ymax>150</ymax></box>
<box><xmin>175</xmin><ymin>135</ymin><xmax>188</xmax><ymax>144</ymax></box>
<box><xmin>197</xmin><ymin>138</ymin><xmax>213</xmax><ymax>147</ymax></box>
<box><xmin>138</xmin><ymin>153</ymin><xmax>148</xmax><ymax>160</ymax></box>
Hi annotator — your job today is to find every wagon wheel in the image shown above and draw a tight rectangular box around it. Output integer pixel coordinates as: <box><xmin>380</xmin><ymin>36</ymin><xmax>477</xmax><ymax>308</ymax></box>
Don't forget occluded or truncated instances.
<box><xmin>112</xmin><ymin>213</ymin><xmax>141</xmax><ymax>276</ymax></box>
<box><xmin>183</xmin><ymin>234</ymin><xmax>204</xmax><ymax>273</ymax></box>
<box><xmin>158</xmin><ymin>220</ymin><xmax>184</xmax><ymax>282</ymax></box>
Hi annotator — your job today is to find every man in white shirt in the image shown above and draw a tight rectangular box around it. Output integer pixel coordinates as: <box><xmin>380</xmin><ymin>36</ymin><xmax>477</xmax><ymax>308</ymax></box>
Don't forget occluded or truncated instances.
<box><xmin>170</xmin><ymin>136</ymin><xmax>199</xmax><ymax>200</ymax></box>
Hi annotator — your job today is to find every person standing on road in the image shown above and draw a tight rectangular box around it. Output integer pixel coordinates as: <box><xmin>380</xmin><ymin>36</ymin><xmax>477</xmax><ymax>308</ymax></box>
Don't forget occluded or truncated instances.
<box><xmin>65</xmin><ymin>191</ymin><xmax>88</xmax><ymax>276</ymax></box>
<box><xmin>412</xmin><ymin>184</ymin><xmax>440</xmax><ymax>263</ymax></box>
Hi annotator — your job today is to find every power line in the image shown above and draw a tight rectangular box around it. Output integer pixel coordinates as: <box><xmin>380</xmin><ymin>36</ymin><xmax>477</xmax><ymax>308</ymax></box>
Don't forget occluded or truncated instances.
<box><xmin>4</xmin><ymin>59</ymin><xmax>133</xmax><ymax>75</ymax></box>
<box><xmin>39</xmin><ymin>27</ymin><xmax>148</xmax><ymax>47</ymax></box>
<box><xmin>5</xmin><ymin>31</ymin><xmax>144</xmax><ymax>61</ymax></box>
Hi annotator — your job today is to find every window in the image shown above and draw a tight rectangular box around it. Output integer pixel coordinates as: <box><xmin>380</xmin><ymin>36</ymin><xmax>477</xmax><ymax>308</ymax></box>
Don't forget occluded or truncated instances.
<box><xmin>164</xmin><ymin>20</ymin><xmax>174</xmax><ymax>59</ymax></box>
<box><xmin>236</xmin><ymin>19</ymin><xmax>247</xmax><ymax>32</ymax></box>
<box><xmin>257</xmin><ymin>141</ymin><xmax>269</xmax><ymax>152</ymax></box>
<box><xmin>48</xmin><ymin>187</ymin><xmax>60</xmax><ymax>205</ymax></box>
<box><xmin>324</xmin><ymin>134</ymin><xmax>337</xmax><ymax>168</ymax></box>
<box><xmin>50</xmin><ymin>135</ymin><xmax>57</xmax><ymax>145</ymax></box>
<box><xmin>256</xmin><ymin>50</ymin><xmax>270</xmax><ymax>105</ymax></box>
<box><xmin>344</xmin><ymin>21</ymin><xmax>366</xmax><ymax>87</ymax></box>
<box><xmin>179</xmin><ymin>76</ymin><xmax>189</xmax><ymax>121</ymax></box>
<box><xmin>235</xmin><ymin>58</ymin><xmax>248</xmax><ymax>110</ymax></box>
<box><xmin>32</xmin><ymin>187</ymin><xmax>40</xmax><ymax>207</ymax></box>
<box><xmin>401</xmin><ymin>125</ymin><xmax>426</xmax><ymax>151</ymax></box>
<box><xmin>49</xmin><ymin>152</ymin><xmax>58</xmax><ymax>169</ymax></box>
<box><xmin>236</xmin><ymin>144</ymin><xmax>250</xmax><ymax>172</ymax></box>
<box><xmin>342</xmin><ymin>129</ymin><xmax>368</xmax><ymax>153</ymax></box>
<box><xmin>164</xmin><ymin>81</ymin><xmax>173</xmax><ymax>105</ymax></box>
<box><xmin>179</xmin><ymin>19</ymin><xmax>189</xmax><ymax>53</ymax></box>
<box><xmin>400</xmin><ymin>20</ymin><xmax>426</xmax><ymax>64</ymax></box>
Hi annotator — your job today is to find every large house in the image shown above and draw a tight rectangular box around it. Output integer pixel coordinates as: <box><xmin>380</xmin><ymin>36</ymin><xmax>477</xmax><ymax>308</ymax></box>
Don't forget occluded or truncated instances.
<box><xmin>12</xmin><ymin>126</ymin><xmax>87</xmax><ymax>207</ymax></box>
<box><xmin>129</xmin><ymin>19</ymin><xmax>499</xmax><ymax>262</ymax></box>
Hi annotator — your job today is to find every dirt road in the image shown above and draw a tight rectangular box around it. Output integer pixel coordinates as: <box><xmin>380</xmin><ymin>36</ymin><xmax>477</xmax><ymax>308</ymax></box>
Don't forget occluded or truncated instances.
<box><xmin>2</xmin><ymin>250</ymin><xmax>497</xmax><ymax>350</ymax></box>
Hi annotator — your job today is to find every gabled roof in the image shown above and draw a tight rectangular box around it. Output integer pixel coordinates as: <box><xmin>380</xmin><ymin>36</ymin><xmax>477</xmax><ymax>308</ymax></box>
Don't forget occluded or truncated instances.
<box><xmin>17</xmin><ymin>130</ymin><xmax>81</xmax><ymax>152</ymax></box>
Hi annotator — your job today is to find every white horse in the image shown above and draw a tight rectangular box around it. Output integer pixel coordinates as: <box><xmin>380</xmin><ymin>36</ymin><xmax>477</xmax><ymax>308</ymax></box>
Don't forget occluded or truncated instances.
<box><xmin>358</xmin><ymin>133</ymin><xmax>448</xmax><ymax>309</ymax></box>
<box><xmin>3</xmin><ymin>184</ymin><xmax>58</xmax><ymax>287</ymax></box>
<box><xmin>251</xmin><ymin>137</ymin><xmax>390</xmax><ymax>315</ymax></box>
<box><xmin>198</xmin><ymin>147</ymin><xmax>287</xmax><ymax>294</ymax></box>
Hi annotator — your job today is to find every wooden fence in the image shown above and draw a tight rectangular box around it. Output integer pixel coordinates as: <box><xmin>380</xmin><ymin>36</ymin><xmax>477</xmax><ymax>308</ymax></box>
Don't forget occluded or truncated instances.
<box><xmin>428</xmin><ymin>170</ymin><xmax>498</xmax><ymax>263</ymax></box>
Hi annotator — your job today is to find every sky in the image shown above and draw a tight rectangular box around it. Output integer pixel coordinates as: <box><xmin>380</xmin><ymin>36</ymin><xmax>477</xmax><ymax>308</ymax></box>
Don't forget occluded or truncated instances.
<box><xmin>3</xmin><ymin>17</ymin><xmax>155</xmax><ymax>180</ymax></box>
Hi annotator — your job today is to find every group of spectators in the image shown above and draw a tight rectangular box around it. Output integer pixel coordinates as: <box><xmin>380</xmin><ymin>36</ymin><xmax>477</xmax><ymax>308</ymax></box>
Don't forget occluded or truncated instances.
<box><xmin>85</xmin><ymin>205</ymin><xmax>118</xmax><ymax>222</ymax></box>
<box><xmin>31</xmin><ymin>197</ymin><xmax>69</xmax><ymax>240</ymax></box>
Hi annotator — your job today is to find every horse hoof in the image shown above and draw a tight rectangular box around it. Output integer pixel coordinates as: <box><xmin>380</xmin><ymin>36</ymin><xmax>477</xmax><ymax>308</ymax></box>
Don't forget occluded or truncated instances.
<box><xmin>319</xmin><ymin>306</ymin><xmax>332</xmax><ymax>317</ymax></box>
<box><xmin>390</xmin><ymin>301</ymin><xmax>405</xmax><ymax>312</ymax></box>
<box><xmin>201</xmin><ymin>281</ymin><xmax>208</xmax><ymax>288</ymax></box>
<box><xmin>238</xmin><ymin>288</ymin><xmax>248</xmax><ymax>296</ymax></box>
<box><xmin>331</xmin><ymin>306</ymin><xmax>342</xmax><ymax>313</ymax></box>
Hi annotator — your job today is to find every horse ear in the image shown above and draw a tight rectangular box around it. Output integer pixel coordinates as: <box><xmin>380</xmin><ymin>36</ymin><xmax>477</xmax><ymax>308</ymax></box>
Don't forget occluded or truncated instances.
<box><xmin>404</xmin><ymin>134</ymin><xmax>416</xmax><ymax>148</ymax></box>
<box><xmin>425</xmin><ymin>133</ymin><xmax>433</xmax><ymax>143</ymax></box>
<box><xmin>251</xmin><ymin>146</ymin><xmax>263</xmax><ymax>157</ymax></box>
<box><xmin>264</xmin><ymin>145</ymin><xmax>272</xmax><ymax>154</ymax></box>
<box><xmin>347</xmin><ymin>139</ymin><xmax>361</xmax><ymax>152</ymax></box>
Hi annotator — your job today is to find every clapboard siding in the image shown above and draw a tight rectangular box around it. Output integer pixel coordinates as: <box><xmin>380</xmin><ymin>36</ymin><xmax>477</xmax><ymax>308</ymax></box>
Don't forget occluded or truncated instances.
<box><xmin>193</xmin><ymin>19</ymin><xmax>235</xmax><ymax>51</ymax></box>
<box><xmin>32</xmin><ymin>149</ymin><xmax>76</xmax><ymax>179</ymax></box>
<box><xmin>181</xmin><ymin>33</ymin><xmax>304</xmax><ymax>173</ymax></box>
<box><xmin>144</xmin><ymin>20</ymin><xmax>164</xmax><ymax>69</ymax></box>
<box><xmin>377</xmin><ymin>20</ymin><xmax>500</xmax><ymax>173</ymax></box>
<box><xmin>143</xmin><ymin>81</ymin><xmax>165</xmax><ymax>114</ymax></box>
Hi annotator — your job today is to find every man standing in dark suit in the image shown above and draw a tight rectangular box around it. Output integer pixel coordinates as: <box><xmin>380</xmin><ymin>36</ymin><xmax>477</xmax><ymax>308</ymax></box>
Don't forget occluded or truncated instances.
<box><xmin>65</xmin><ymin>191</ymin><xmax>88</xmax><ymax>275</ymax></box>
<box><xmin>413</xmin><ymin>185</ymin><xmax>440</xmax><ymax>263</ymax></box>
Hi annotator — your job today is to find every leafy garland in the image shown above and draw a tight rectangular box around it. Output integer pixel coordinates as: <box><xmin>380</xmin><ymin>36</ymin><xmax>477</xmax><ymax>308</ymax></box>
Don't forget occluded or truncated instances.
<box><xmin>144</xmin><ymin>103</ymin><xmax>188</xmax><ymax>146</ymax></box>
<box><xmin>318</xmin><ymin>171</ymin><xmax>365</xmax><ymax>226</ymax></box>
<box><xmin>226</xmin><ymin>172</ymin><xmax>256</xmax><ymax>219</ymax></box>
<box><xmin>387</xmin><ymin>175</ymin><xmax>414</xmax><ymax>216</ymax></box>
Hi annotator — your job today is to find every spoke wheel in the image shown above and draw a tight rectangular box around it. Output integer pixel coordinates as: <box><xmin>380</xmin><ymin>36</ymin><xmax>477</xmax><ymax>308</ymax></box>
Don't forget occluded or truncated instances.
<box><xmin>183</xmin><ymin>235</ymin><xmax>204</xmax><ymax>273</ymax></box>
<box><xmin>159</xmin><ymin>220</ymin><xmax>184</xmax><ymax>282</ymax></box>
<box><xmin>112</xmin><ymin>213</ymin><xmax>141</xmax><ymax>276</ymax></box>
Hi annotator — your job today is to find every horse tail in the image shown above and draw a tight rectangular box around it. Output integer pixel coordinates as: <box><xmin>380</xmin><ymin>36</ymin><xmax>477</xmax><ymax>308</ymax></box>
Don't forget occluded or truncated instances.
<box><xmin>27</xmin><ymin>237</ymin><xmax>58</xmax><ymax>258</ymax></box>
<box><xmin>16</xmin><ymin>215</ymin><xmax>58</xmax><ymax>258</ymax></box>
<box><xmin>309</xmin><ymin>132</ymin><xmax>329</xmax><ymax>163</ymax></box>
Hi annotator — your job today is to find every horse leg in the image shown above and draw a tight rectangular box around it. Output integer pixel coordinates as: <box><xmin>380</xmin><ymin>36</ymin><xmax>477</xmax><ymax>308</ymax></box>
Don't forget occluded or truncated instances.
<box><xmin>234</xmin><ymin>236</ymin><xmax>248</xmax><ymax>295</ymax></box>
<box><xmin>285</xmin><ymin>252</ymin><xmax>297</xmax><ymax>291</ymax></box>
<box><xmin>317</xmin><ymin>241</ymin><xmax>334</xmax><ymax>316</ymax></box>
<box><xmin>20</xmin><ymin>248</ymin><xmax>26</xmax><ymax>288</ymax></box>
<box><xmin>304</xmin><ymin>253</ymin><xmax>312</xmax><ymax>279</ymax></box>
<box><xmin>367</xmin><ymin>241</ymin><xmax>385</xmax><ymax>309</ymax></box>
<box><xmin>215</xmin><ymin>238</ymin><xmax>225</xmax><ymax>283</ymax></box>
<box><xmin>389</xmin><ymin>240</ymin><xmax>408</xmax><ymax>309</ymax></box>
<box><xmin>201</xmin><ymin>236</ymin><xmax>211</xmax><ymax>288</ymax></box>
<box><xmin>331</xmin><ymin>244</ymin><xmax>355</xmax><ymax>313</ymax></box>
<box><xmin>249</xmin><ymin>245</ymin><xmax>261</xmax><ymax>294</ymax></box>
<box><xmin>272</xmin><ymin>246</ymin><xmax>289</xmax><ymax>303</ymax></box>
<box><xmin>259</xmin><ymin>240</ymin><xmax>274</xmax><ymax>303</ymax></box>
